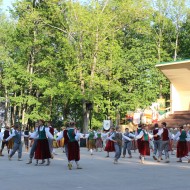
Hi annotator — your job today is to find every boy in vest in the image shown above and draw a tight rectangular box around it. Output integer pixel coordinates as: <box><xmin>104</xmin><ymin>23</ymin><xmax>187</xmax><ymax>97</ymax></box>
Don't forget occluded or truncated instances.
<box><xmin>86</xmin><ymin>129</ymin><xmax>96</xmax><ymax>155</ymax></box>
<box><xmin>95</xmin><ymin>129</ymin><xmax>103</xmax><ymax>152</ymax></box>
<box><xmin>152</xmin><ymin>123</ymin><xmax>162</xmax><ymax>161</ymax></box>
<box><xmin>122</xmin><ymin>128</ymin><xmax>135</xmax><ymax>158</ymax></box>
<box><xmin>157</xmin><ymin>122</ymin><xmax>173</xmax><ymax>163</ymax></box>
<box><xmin>110</xmin><ymin>126</ymin><xmax>133</xmax><ymax>164</ymax></box>
<box><xmin>3</xmin><ymin>124</ymin><xmax>23</xmax><ymax>161</ymax></box>
<box><xmin>174</xmin><ymin>126</ymin><xmax>190</xmax><ymax>163</ymax></box>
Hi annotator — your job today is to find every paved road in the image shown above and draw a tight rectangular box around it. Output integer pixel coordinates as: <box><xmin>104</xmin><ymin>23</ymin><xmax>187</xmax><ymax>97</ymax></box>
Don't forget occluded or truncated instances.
<box><xmin>0</xmin><ymin>148</ymin><xmax>189</xmax><ymax>190</ymax></box>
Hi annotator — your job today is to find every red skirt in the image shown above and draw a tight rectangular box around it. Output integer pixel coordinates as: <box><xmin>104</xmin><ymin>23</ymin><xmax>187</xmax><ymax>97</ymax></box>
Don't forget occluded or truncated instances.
<box><xmin>35</xmin><ymin>139</ymin><xmax>51</xmax><ymax>159</ymax></box>
<box><xmin>139</xmin><ymin>141</ymin><xmax>150</xmax><ymax>156</ymax></box>
<box><xmin>137</xmin><ymin>139</ymin><xmax>143</xmax><ymax>153</ymax></box>
<box><xmin>68</xmin><ymin>141</ymin><xmax>80</xmax><ymax>161</ymax></box>
<box><xmin>105</xmin><ymin>140</ymin><xmax>115</xmax><ymax>152</ymax></box>
<box><xmin>177</xmin><ymin>141</ymin><xmax>188</xmax><ymax>158</ymax></box>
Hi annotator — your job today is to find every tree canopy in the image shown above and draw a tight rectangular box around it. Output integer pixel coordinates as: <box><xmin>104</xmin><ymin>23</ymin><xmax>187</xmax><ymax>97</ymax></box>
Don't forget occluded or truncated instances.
<box><xmin>0</xmin><ymin>0</ymin><xmax>190</xmax><ymax>131</ymax></box>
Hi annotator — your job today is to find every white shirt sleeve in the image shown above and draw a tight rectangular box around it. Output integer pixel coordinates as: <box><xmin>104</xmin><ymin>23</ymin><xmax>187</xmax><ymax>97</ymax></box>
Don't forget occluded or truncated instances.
<box><xmin>129</xmin><ymin>133</ymin><xmax>135</xmax><ymax>138</ymax></box>
<box><xmin>122</xmin><ymin>134</ymin><xmax>132</xmax><ymax>141</ymax></box>
<box><xmin>173</xmin><ymin>131</ymin><xmax>180</xmax><ymax>141</ymax></box>
<box><xmin>135</xmin><ymin>131</ymin><xmax>144</xmax><ymax>139</ymax></box>
<box><xmin>6</xmin><ymin>131</ymin><xmax>16</xmax><ymax>141</ymax></box>
<box><xmin>157</xmin><ymin>128</ymin><xmax>163</xmax><ymax>136</ymax></box>
<box><xmin>109</xmin><ymin>133</ymin><xmax>115</xmax><ymax>141</ymax></box>
<box><xmin>56</xmin><ymin>131</ymin><xmax>64</xmax><ymax>141</ymax></box>
<box><xmin>29</xmin><ymin>131</ymin><xmax>38</xmax><ymax>139</ymax></box>
<box><xmin>45</xmin><ymin>127</ymin><xmax>54</xmax><ymax>139</ymax></box>
<box><xmin>148</xmin><ymin>133</ymin><xmax>153</xmax><ymax>139</ymax></box>
<box><xmin>75</xmin><ymin>132</ymin><xmax>82</xmax><ymax>141</ymax></box>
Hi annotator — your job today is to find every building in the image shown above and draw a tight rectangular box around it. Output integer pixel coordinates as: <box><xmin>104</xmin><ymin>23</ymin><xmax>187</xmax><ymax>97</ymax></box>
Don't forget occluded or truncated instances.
<box><xmin>156</xmin><ymin>59</ymin><xmax>190</xmax><ymax>127</ymax></box>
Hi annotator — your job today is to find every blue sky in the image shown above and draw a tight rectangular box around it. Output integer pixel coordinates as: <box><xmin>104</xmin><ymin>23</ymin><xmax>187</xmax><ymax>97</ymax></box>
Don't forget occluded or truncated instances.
<box><xmin>1</xmin><ymin>0</ymin><xmax>15</xmax><ymax>12</ymax></box>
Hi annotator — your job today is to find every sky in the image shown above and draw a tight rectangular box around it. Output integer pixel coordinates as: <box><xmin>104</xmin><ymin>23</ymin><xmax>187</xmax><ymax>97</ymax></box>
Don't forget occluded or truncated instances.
<box><xmin>1</xmin><ymin>0</ymin><xmax>15</xmax><ymax>12</ymax></box>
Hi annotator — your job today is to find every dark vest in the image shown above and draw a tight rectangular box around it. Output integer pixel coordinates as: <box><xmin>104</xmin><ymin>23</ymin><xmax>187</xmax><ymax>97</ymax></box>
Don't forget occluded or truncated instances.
<box><xmin>13</xmin><ymin>130</ymin><xmax>22</xmax><ymax>144</ymax></box>
<box><xmin>63</xmin><ymin>130</ymin><xmax>69</xmax><ymax>144</ymax></box>
<box><xmin>153</xmin><ymin>129</ymin><xmax>160</xmax><ymax>140</ymax></box>
<box><xmin>67</xmin><ymin>128</ymin><xmax>76</xmax><ymax>142</ymax></box>
<box><xmin>162</xmin><ymin>128</ymin><xmax>169</xmax><ymax>141</ymax></box>
<box><xmin>49</xmin><ymin>127</ymin><xmax>54</xmax><ymax>136</ymax></box>
<box><xmin>24</xmin><ymin>130</ymin><xmax>29</xmax><ymax>136</ymax></box>
<box><xmin>179</xmin><ymin>130</ymin><xmax>187</xmax><ymax>142</ymax></box>
<box><xmin>114</xmin><ymin>132</ymin><xmax>122</xmax><ymax>146</ymax></box>
<box><xmin>3</xmin><ymin>130</ymin><xmax>9</xmax><ymax>139</ymax></box>
<box><xmin>141</xmin><ymin>130</ymin><xmax>149</xmax><ymax>141</ymax></box>
<box><xmin>38</xmin><ymin>126</ymin><xmax>46</xmax><ymax>140</ymax></box>
<box><xmin>123</xmin><ymin>132</ymin><xmax>130</xmax><ymax>143</ymax></box>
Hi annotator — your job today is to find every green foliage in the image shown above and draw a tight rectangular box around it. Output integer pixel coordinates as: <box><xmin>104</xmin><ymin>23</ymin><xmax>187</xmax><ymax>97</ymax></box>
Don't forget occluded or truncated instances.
<box><xmin>1</xmin><ymin>0</ymin><xmax>189</xmax><ymax>130</ymax></box>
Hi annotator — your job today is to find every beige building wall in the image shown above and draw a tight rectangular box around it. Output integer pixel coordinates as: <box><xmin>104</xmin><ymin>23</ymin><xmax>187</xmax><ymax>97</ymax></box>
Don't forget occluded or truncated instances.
<box><xmin>171</xmin><ymin>84</ymin><xmax>190</xmax><ymax>112</ymax></box>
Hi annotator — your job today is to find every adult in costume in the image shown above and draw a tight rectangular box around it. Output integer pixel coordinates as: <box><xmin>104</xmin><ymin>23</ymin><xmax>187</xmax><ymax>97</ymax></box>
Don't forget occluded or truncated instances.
<box><xmin>104</xmin><ymin>127</ymin><xmax>115</xmax><ymax>157</ymax></box>
<box><xmin>135</xmin><ymin>125</ymin><xmax>155</xmax><ymax>164</ymax></box>
<box><xmin>157</xmin><ymin>122</ymin><xmax>173</xmax><ymax>163</ymax></box>
<box><xmin>33</xmin><ymin>120</ymin><xmax>53</xmax><ymax>166</ymax></box>
<box><xmin>174</xmin><ymin>126</ymin><xmax>190</xmax><ymax>163</ymax></box>
<box><xmin>67</xmin><ymin>122</ymin><xmax>82</xmax><ymax>170</ymax></box>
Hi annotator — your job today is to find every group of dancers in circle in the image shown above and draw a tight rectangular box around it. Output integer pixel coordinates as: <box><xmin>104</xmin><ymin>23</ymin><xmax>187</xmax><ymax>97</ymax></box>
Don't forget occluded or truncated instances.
<box><xmin>0</xmin><ymin>120</ymin><xmax>190</xmax><ymax>170</ymax></box>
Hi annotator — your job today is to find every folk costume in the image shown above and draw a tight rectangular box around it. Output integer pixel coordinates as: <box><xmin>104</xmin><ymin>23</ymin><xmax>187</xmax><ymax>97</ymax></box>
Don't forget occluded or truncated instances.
<box><xmin>24</xmin><ymin>128</ymin><xmax>29</xmax><ymax>152</ymax></box>
<box><xmin>95</xmin><ymin>131</ymin><xmax>103</xmax><ymax>151</ymax></box>
<box><xmin>26</xmin><ymin>125</ymin><xmax>39</xmax><ymax>164</ymax></box>
<box><xmin>110</xmin><ymin>130</ymin><xmax>133</xmax><ymax>164</ymax></box>
<box><xmin>67</xmin><ymin>127</ymin><xmax>82</xmax><ymax>170</ymax></box>
<box><xmin>135</xmin><ymin>129</ymin><xmax>154</xmax><ymax>164</ymax></box>
<box><xmin>157</xmin><ymin>125</ymin><xmax>173</xmax><ymax>163</ymax></box>
<box><xmin>105</xmin><ymin>131</ymin><xmax>115</xmax><ymax>157</ymax></box>
<box><xmin>5</xmin><ymin>126</ymin><xmax>26</xmax><ymax>161</ymax></box>
<box><xmin>87</xmin><ymin>131</ymin><xmax>96</xmax><ymax>155</ymax></box>
<box><xmin>1</xmin><ymin>128</ymin><xmax>10</xmax><ymax>156</ymax></box>
<box><xmin>135</xmin><ymin>127</ymin><xmax>143</xmax><ymax>159</ymax></box>
<box><xmin>122</xmin><ymin>131</ymin><xmax>135</xmax><ymax>158</ymax></box>
<box><xmin>56</xmin><ymin>128</ymin><xmax>69</xmax><ymax>158</ymax></box>
<box><xmin>174</xmin><ymin>129</ymin><xmax>190</xmax><ymax>162</ymax></box>
<box><xmin>48</xmin><ymin>125</ymin><xmax>54</xmax><ymax>158</ymax></box>
<box><xmin>8</xmin><ymin>127</ymin><xmax>14</xmax><ymax>153</ymax></box>
<box><xmin>152</xmin><ymin>127</ymin><xmax>162</xmax><ymax>160</ymax></box>
<box><xmin>33</xmin><ymin>126</ymin><xmax>53</xmax><ymax>166</ymax></box>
